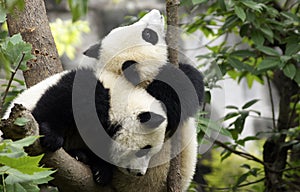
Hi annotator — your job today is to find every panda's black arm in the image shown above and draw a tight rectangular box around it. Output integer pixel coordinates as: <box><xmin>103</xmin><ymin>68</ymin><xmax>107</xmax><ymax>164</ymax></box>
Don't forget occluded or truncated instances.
<box><xmin>146</xmin><ymin>63</ymin><xmax>204</xmax><ymax>136</ymax></box>
<box><xmin>178</xmin><ymin>63</ymin><xmax>204</xmax><ymax>106</ymax></box>
<box><xmin>31</xmin><ymin>69</ymin><xmax>114</xmax><ymax>186</ymax></box>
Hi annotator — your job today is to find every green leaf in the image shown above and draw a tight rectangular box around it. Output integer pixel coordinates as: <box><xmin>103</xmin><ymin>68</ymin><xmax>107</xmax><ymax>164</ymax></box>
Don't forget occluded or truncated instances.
<box><xmin>10</xmin><ymin>34</ymin><xmax>23</xmax><ymax>45</ymax></box>
<box><xmin>5</xmin><ymin>183</ymin><xmax>27</xmax><ymax>192</ymax></box>
<box><xmin>221</xmin><ymin>150</ymin><xmax>232</xmax><ymax>162</ymax></box>
<box><xmin>260</xmin><ymin>25</ymin><xmax>274</xmax><ymax>43</ymax></box>
<box><xmin>5</xmin><ymin>169</ymin><xmax>55</xmax><ymax>185</ymax></box>
<box><xmin>241</xmin><ymin>164</ymin><xmax>251</xmax><ymax>169</ymax></box>
<box><xmin>228</xmin><ymin>57</ymin><xmax>244</xmax><ymax>71</ymax></box>
<box><xmin>236</xmin><ymin>136</ymin><xmax>258</xmax><ymax>146</ymax></box>
<box><xmin>224</xmin><ymin>112</ymin><xmax>240</xmax><ymax>121</ymax></box>
<box><xmin>197</xmin><ymin>117</ymin><xmax>232</xmax><ymax>138</ymax></box>
<box><xmin>283</xmin><ymin>63</ymin><xmax>296</xmax><ymax>79</ymax></box>
<box><xmin>234</xmin><ymin>5</ymin><xmax>246</xmax><ymax>22</ymax></box>
<box><xmin>222</xmin><ymin>15</ymin><xmax>239</xmax><ymax>31</ymax></box>
<box><xmin>67</xmin><ymin>0</ymin><xmax>88</xmax><ymax>22</ymax></box>
<box><xmin>218</xmin><ymin>0</ymin><xmax>226</xmax><ymax>11</ymax></box>
<box><xmin>230</xmin><ymin>50</ymin><xmax>256</xmax><ymax>58</ymax></box>
<box><xmin>227</xmin><ymin>57</ymin><xmax>254</xmax><ymax>72</ymax></box>
<box><xmin>240</xmin><ymin>0</ymin><xmax>265</xmax><ymax>12</ymax></box>
<box><xmin>235</xmin><ymin>173</ymin><xmax>249</xmax><ymax>187</ymax></box>
<box><xmin>285</xmin><ymin>41</ymin><xmax>300</xmax><ymax>56</ymax></box>
<box><xmin>17</xmin><ymin>183</ymin><xmax>40</xmax><ymax>192</ymax></box>
<box><xmin>10</xmin><ymin>136</ymin><xmax>39</xmax><ymax>149</ymax></box>
<box><xmin>192</xmin><ymin>0</ymin><xmax>207</xmax><ymax>5</ymax></box>
<box><xmin>256</xmin><ymin>45</ymin><xmax>279</xmax><ymax>56</ymax></box>
<box><xmin>14</xmin><ymin>117</ymin><xmax>30</xmax><ymax>126</ymax></box>
<box><xmin>242</xmin><ymin>99</ymin><xmax>259</xmax><ymax>109</ymax></box>
<box><xmin>251</xmin><ymin>29</ymin><xmax>265</xmax><ymax>46</ymax></box>
<box><xmin>257</xmin><ymin>57</ymin><xmax>281</xmax><ymax>71</ymax></box>
<box><xmin>245</xmin><ymin>73</ymin><xmax>255</xmax><ymax>88</ymax></box>
<box><xmin>226</xmin><ymin>105</ymin><xmax>239</xmax><ymax>110</ymax></box>
<box><xmin>0</xmin><ymin>7</ymin><xmax>6</xmax><ymax>23</ymax></box>
<box><xmin>281</xmin><ymin>11</ymin><xmax>300</xmax><ymax>23</ymax></box>
<box><xmin>0</xmin><ymin>155</ymin><xmax>47</xmax><ymax>174</ymax></box>
<box><xmin>294</xmin><ymin>69</ymin><xmax>300</xmax><ymax>87</ymax></box>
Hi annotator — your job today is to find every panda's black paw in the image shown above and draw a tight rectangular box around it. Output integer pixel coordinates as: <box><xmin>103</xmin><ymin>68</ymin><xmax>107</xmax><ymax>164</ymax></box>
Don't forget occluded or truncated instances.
<box><xmin>39</xmin><ymin>122</ymin><xmax>64</xmax><ymax>152</ymax></box>
<box><xmin>91</xmin><ymin>165</ymin><xmax>113</xmax><ymax>186</ymax></box>
<box><xmin>68</xmin><ymin>149</ymin><xmax>90</xmax><ymax>164</ymax></box>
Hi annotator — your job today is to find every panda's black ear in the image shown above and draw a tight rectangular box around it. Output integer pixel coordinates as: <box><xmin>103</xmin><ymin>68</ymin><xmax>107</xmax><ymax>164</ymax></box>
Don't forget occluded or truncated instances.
<box><xmin>138</xmin><ymin>112</ymin><xmax>165</xmax><ymax>129</ymax></box>
<box><xmin>83</xmin><ymin>43</ymin><xmax>101</xmax><ymax>59</ymax></box>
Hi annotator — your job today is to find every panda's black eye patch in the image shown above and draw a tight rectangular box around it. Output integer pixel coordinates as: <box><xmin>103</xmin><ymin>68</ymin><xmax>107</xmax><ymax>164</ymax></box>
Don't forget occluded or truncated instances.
<box><xmin>135</xmin><ymin>145</ymin><xmax>152</xmax><ymax>157</ymax></box>
<box><xmin>142</xmin><ymin>28</ymin><xmax>158</xmax><ymax>45</ymax></box>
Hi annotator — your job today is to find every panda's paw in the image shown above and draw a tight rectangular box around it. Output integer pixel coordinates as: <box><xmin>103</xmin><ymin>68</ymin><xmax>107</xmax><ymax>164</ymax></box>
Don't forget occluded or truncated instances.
<box><xmin>91</xmin><ymin>165</ymin><xmax>113</xmax><ymax>186</ymax></box>
<box><xmin>39</xmin><ymin>122</ymin><xmax>64</xmax><ymax>152</ymax></box>
<box><xmin>68</xmin><ymin>149</ymin><xmax>90</xmax><ymax>164</ymax></box>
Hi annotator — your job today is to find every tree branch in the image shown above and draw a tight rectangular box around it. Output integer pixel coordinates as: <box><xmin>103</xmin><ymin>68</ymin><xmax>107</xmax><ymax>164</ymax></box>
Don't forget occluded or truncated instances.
<box><xmin>0</xmin><ymin>104</ymin><xmax>110</xmax><ymax>192</ymax></box>
<box><xmin>166</xmin><ymin>0</ymin><xmax>181</xmax><ymax>192</ymax></box>
<box><xmin>266</xmin><ymin>73</ymin><xmax>277</xmax><ymax>130</ymax></box>
<box><xmin>0</xmin><ymin>52</ymin><xmax>25</xmax><ymax>115</ymax></box>
<box><xmin>214</xmin><ymin>140</ymin><xmax>265</xmax><ymax>165</ymax></box>
<box><xmin>200</xmin><ymin>177</ymin><xmax>265</xmax><ymax>191</ymax></box>
<box><xmin>4</xmin><ymin>0</ymin><xmax>104</xmax><ymax>191</ymax></box>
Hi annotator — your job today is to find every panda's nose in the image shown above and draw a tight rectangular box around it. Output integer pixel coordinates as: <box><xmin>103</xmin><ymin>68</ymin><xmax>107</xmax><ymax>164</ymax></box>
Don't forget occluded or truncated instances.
<box><xmin>126</xmin><ymin>168</ymin><xmax>147</xmax><ymax>176</ymax></box>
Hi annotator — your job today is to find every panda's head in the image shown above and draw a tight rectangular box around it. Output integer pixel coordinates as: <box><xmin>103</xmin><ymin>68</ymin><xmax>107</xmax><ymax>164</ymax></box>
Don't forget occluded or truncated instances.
<box><xmin>106</xmin><ymin>76</ymin><xmax>167</xmax><ymax>176</ymax></box>
<box><xmin>85</xmin><ymin>9</ymin><xmax>168</xmax><ymax>83</ymax></box>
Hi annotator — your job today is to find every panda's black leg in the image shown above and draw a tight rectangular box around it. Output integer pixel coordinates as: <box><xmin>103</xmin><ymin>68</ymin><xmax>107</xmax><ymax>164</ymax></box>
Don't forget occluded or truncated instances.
<box><xmin>39</xmin><ymin>122</ymin><xmax>64</xmax><ymax>152</ymax></box>
<box><xmin>68</xmin><ymin>149</ymin><xmax>113</xmax><ymax>186</ymax></box>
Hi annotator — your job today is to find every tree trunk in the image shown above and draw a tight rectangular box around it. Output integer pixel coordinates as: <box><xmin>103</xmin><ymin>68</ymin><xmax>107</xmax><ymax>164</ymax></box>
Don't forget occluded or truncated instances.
<box><xmin>6</xmin><ymin>0</ymin><xmax>63</xmax><ymax>88</ymax></box>
<box><xmin>5</xmin><ymin>1</ymin><xmax>106</xmax><ymax>191</ymax></box>
<box><xmin>263</xmin><ymin>70</ymin><xmax>299</xmax><ymax>192</ymax></box>
<box><xmin>166</xmin><ymin>0</ymin><xmax>181</xmax><ymax>191</ymax></box>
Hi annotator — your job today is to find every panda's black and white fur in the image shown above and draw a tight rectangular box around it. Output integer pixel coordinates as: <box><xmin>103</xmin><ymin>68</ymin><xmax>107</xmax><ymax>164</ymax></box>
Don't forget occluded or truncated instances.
<box><xmin>3</xmin><ymin>68</ymin><xmax>168</xmax><ymax>185</ymax></box>
<box><xmin>4</xmin><ymin>9</ymin><xmax>204</xmax><ymax>191</ymax></box>
<box><xmin>84</xmin><ymin>9</ymin><xmax>204</xmax><ymax>191</ymax></box>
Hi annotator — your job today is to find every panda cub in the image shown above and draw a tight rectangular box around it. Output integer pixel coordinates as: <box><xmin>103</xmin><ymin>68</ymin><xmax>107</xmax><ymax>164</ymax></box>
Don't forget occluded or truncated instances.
<box><xmin>3</xmin><ymin>68</ymin><xmax>167</xmax><ymax>185</ymax></box>
<box><xmin>84</xmin><ymin>9</ymin><xmax>204</xmax><ymax>191</ymax></box>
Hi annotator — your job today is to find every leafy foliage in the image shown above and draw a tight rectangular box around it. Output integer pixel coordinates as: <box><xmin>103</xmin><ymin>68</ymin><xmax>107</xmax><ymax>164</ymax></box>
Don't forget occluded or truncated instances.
<box><xmin>50</xmin><ymin>19</ymin><xmax>90</xmax><ymax>60</ymax></box>
<box><xmin>54</xmin><ymin>0</ymin><xmax>88</xmax><ymax>22</ymax></box>
<box><xmin>202</xmin><ymin>148</ymin><xmax>264</xmax><ymax>191</ymax></box>
<box><xmin>184</xmin><ymin>0</ymin><xmax>300</xmax><ymax>87</ymax></box>
<box><xmin>0</xmin><ymin>30</ymin><xmax>34</xmax><ymax>113</ymax></box>
<box><xmin>183</xmin><ymin>0</ymin><xmax>300</xmax><ymax>190</ymax></box>
<box><xmin>0</xmin><ymin>137</ymin><xmax>55</xmax><ymax>192</ymax></box>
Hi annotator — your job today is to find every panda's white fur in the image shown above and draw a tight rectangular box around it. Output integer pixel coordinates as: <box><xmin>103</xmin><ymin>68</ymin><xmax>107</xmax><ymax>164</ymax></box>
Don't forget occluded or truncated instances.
<box><xmin>100</xmin><ymin>70</ymin><xmax>167</xmax><ymax>175</ymax></box>
<box><xmin>3</xmin><ymin>66</ymin><xmax>168</xmax><ymax>180</ymax></box>
<box><xmin>97</xmin><ymin>9</ymin><xmax>168</xmax><ymax>84</ymax></box>
<box><xmin>3</xmin><ymin>71</ymin><xmax>68</xmax><ymax>119</ymax></box>
<box><xmin>111</xmin><ymin>117</ymin><xmax>197</xmax><ymax>192</ymax></box>
<box><xmin>4</xmin><ymin>9</ymin><xmax>201</xmax><ymax>191</ymax></box>
<box><xmin>88</xmin><ymin>9</ymin><xmax>201</xmax><ymax>191</ymax></box>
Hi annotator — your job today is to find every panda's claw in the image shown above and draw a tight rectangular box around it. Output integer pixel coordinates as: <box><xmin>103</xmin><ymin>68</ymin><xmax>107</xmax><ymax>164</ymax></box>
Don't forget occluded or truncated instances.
<box><xmin>91</xmin><ymin>166</ymin><xmax>113</xmax><ymax>186</ymax></box>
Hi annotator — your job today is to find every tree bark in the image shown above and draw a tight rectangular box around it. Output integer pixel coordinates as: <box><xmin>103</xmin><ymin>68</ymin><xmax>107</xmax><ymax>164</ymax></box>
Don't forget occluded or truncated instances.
<box><xmin>263</xmin><ymin>70</ymin><xmax>299</xmax><ymax>192</ymax></box>
<box><xmin>166</xmin><ymin>0</ymin><xmax>180</xmax><ymax>67</ymax></box>
<box><xmin>6</xmin><ymin>0</ymin><xmax>63</xmax><ymax>88</ymax></box>
<box><xmin>0</xmin><ymin>105</ymin><xmax>109</xmax><ymax>192</ymax></box>
<box><xmin>166</xmin><ymin>0</ymin><xmax>181</xmax><ymax>192</ymax></box>
<box><xmin>4</xmin><ymin>0</ymin><xmax>105</xmax><ymax>191</ymax></box>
